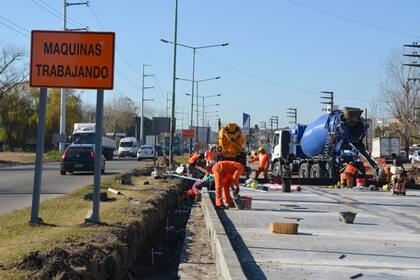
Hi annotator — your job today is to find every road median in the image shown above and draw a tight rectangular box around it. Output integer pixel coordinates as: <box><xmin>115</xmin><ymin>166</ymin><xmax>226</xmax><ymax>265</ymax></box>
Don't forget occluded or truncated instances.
<box><xmin>0</xmin><ymin>165</ymin><xmax>181</xmax><ymax>279</ymax></box>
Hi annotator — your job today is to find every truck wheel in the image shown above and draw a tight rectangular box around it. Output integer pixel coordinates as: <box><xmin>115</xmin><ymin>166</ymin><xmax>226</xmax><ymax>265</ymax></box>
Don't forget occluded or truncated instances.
<box><xmin>60</xmin><ymin>170</ymin><xmax>66</xmax><ymax>175</ymax></box>
<box><xmin>299</xmin><ymin>163</ymin><xmax>310</xmax><ymax>178</ymax></box>
<box><xmin>310</xmin><ymin>164</ymin><xmax>321</xmax><ymax>178</ymax></box>
<box><xmin>272</xmin><ymin>161</ymin><xmax>282</xmax><ymax>177</ymax></box>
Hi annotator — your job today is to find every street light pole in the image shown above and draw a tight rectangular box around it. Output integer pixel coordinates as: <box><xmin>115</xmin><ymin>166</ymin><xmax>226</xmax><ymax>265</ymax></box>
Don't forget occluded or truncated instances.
<box><xmin>169</xmin><ymin>0</ymin><xmax>178</xmax><ymax>167</ymax></box>
<box><xmin>59</xmin><ymin>0</ymin><xmax>88</xmax><ymax>152</ymax></box>
<box><xmin>140</xmin><ymin>64</ymin><xmax>154</xmax><ymax>143</ymax></box>
<box><xmin>190</xmin><ymin>49</ymin><xmax>196</xmax><ymax>154</ymax></box>
<box><xmin>161</xmin><ymin>39</ymin><xmax>228</xmax><ymax>153</ymax></box>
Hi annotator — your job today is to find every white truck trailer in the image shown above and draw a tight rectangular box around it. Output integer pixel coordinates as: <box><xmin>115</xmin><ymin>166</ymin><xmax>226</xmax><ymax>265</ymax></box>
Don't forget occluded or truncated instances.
<box><xmin>72</xmin><ymin>123</ymin><xmax>117</xmax><ymax>160</ymax></box>
<box><xmin>371</xmin><ymin>137</ymin><xmax>400</xmax><ymax>159</ymax></box>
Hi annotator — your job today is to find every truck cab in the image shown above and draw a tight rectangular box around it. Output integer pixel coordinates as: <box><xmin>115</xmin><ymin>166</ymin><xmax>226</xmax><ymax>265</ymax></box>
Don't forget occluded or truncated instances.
<box><xmin>271</xmin><ymin>126</ymin><xmax>308</xmax><ymax>177</ymax></box>
<box><xmin>72</xmin><ymin>123</ymin><xmax>116</xmax><ymax>160</ymax></box>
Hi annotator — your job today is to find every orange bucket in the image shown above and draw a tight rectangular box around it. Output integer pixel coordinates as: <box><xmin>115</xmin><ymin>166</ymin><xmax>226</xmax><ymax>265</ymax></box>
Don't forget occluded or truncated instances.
<box><xmin>241</xmin><ymin>196</ymin><xmax>252</xmax><ymax>209</ymax></box>
<box><xmin>356</xmin><ymin>178</ymin><xmax>365</xmax><ymax>187</ymax></box>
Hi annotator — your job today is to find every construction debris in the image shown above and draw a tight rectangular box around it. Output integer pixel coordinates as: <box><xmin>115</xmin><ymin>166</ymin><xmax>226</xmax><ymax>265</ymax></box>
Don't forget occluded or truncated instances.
<box><xmin>107</xmin><ymin>188</ymin><xmax>123</xmax><ymax>195</ymax></box>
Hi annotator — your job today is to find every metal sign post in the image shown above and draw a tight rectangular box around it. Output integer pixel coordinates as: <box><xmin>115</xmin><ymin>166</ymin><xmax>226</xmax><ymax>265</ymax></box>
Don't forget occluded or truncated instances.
<box><xmin>30</xmin><ymin>87</ymin><xmax>48</xmax><ymax>225</ymax></box>
<box><xmin>29</xmin><ymin>30</ymin><xmax>115</xmax><ymax>225</ymax></box>
<box><xmin>88</xmin><ymin>89</ymin><xmax>104</xmax><ymax>223</ymax></box>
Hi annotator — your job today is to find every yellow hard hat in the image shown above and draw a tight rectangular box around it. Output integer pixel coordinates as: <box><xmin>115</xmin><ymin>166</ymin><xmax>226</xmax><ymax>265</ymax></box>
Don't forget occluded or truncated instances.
<box><xmin>258</xmin><ymin>146</ymin><xmax>265</xmax><ymax>151</ymax></box>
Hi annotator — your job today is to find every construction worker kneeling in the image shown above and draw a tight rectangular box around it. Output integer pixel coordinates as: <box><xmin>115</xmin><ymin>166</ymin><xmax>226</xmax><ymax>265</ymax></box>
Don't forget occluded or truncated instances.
<box><xmin>340</xmin><ymin>161</ymin><xmax>362</xmax><ymax>188</ymax></box>
<box><xmin>212</xmin><ymin>161</ymin><xmax>244</xmax><ymax>209</ymax></box>
<box><xmin>250</xmin><ymin>146</ymin><xmax>270</xmax><ymax>179</ymax></box>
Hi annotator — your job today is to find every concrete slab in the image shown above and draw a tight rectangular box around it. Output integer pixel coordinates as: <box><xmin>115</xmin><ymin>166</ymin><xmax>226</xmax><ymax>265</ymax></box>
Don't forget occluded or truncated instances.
<box><xmin>218</xmin><ymin>186</ymin><xmax>420</xmax><ymax>279</ymax></box>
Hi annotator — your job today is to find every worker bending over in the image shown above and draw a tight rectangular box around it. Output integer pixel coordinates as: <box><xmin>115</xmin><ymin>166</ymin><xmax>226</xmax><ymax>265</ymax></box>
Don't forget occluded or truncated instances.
<box><xmin>212</xmin><ymin>160</ymin><xmax>244</xmax><ymax>209</ymax></box>
<box><xmin>340</xmin><ymin>161</ymin><xmax>362</xmax><ymax>188</ymax></box>
<box><xmin>205</xmin><ymin>145</ymin><xmax>217</xmax><ymax>173</ymax></box>
<box><xmin>186</xmin><ymin>152</ymin><xmax>206</xmax><ymax>178</ymax></box>
<box><xmin>250</xmin><ymin>146</ymin><xmax>270</xmax><ymax>179</ymax></box>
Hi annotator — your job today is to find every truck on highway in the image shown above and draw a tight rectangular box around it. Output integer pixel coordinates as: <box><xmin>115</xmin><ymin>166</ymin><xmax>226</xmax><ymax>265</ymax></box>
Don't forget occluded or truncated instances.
<box><xmin>118</xmin><ymin>137</ymin><xmax>138</xmax><ymax>158</ymax></box>
<box><xmin>72</xmin><ymin>123</ymin><xmax>117</xmax><ymax>160</ymax></box>
<box><xmin>371</xmin><ymin>137</ymin><xmax>400</xmax><ymax>159</ymax></box>
<box><xmin>271</xmin><ymin>107</ymin><xmax>382</xmax><ymax>180</ymax></box>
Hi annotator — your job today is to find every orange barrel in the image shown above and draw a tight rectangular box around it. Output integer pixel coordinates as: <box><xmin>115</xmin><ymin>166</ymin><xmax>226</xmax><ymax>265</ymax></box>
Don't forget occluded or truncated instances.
<box><xmin>356</xmin><ymin>178</ymin><xmax>365</xmax><ymax>187</ymax></box>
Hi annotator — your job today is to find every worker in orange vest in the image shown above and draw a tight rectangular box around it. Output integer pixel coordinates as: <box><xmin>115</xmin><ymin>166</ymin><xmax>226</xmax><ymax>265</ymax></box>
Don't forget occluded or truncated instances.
<box><xmin>340</xmin><ymin>161</ymin><xmax>361</xmax><ymax>188</ymax></box>
<box><xmin>249</xmin><ymin>146</ymin><xmax>270</xmax><ymax>179</ymax></box>
<box><xmin>205</xmin><ymin>145</ymin><xmax>217</xmax><ymax>173</ymax></box>
<box><xmin>212</xmin><ymin>161</ymin><xmax>244</xmax><ymax>209</ymax></box>
<box><xmin>186</xmin><ymin>152</ymin><xmax>205</xmax><ymax>178</ymax></box>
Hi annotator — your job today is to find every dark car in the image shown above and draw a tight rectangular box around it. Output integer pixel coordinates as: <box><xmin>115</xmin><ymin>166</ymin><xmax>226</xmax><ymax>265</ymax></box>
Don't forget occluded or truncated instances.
<box><xmin>60</xmin><ymin>144</ymin><xmax>105</xmax><ymax>175</ymax></box>
<box><xmin>155</xmin><ymin>145</ymin><xmax>164</xmax><ymax>157</ymax></box>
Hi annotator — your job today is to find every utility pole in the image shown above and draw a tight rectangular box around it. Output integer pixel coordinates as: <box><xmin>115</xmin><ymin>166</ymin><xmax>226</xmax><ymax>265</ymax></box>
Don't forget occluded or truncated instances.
<box><xmin>169</xmin><ymin>0</ymin><xmax>179</xmax><ymax>167</ymax></box>
<box><xmin>320</xmin><ymin>91</ymin><xmax>334</xmax><ymax>112</ymax></box>
<box><xmin>166</xmin><ymin>92</ymin><xmax>172</xmax><ymax>117</ymax></box>
<box><xmin>260</xmin><ymin>121</ymin><xmax>267</xmax><ymax>141</ymax></box>
<box><xmin>59</xmin><ymin>0</ymin><xmax>88</xmax><ymax>151</ymax></box>
<box><xmin>270</xmin><ymin>116</ymin><xmax>279</xmax><ymax>131</ymax></box>
<box><xmin>140</xmin><ymin>64</ymin><xmax>154</xmax><ymax>144</ymax></box>
<box><xmin>287</xmin><ymin>108</ymin><xmax>297</xmax><ymax>125</ymax></box>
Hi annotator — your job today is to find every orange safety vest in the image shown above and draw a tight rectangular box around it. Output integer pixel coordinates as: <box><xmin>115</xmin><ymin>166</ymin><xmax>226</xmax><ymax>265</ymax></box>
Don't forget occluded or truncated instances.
<box><xmin>251</xmin><ymin>151</ymin><xmax>269</xmax><ymax>168</ymax></box>
<box><xmin>344</xmin><ymin>164</ymin><xmax>357</xmax><ymax>175</ymax></box>
<box><xmin>205</xmin><ymin>150</ymin><xmax>216</xmax><ymax>162</ymax></box>
<box><xmin>212</xmin><ymin>161</ymin><xmax>244</xmax><ymax>180</ymax></box>
<box><xmin>188</xmin><ymin>153</ymin><xmax>200</xmax><ymax>165</ymax></box>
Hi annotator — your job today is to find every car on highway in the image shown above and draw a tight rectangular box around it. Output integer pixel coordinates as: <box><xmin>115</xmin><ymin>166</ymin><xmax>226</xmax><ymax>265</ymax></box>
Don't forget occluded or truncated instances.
<box><xmin>60</xmin><ymin>144</ymin><xmax>105</xmax><ymax>175</ymax></box>
<box><xmin>410</xmin><ymin>150</ymin><xmax>420</xmax><ymax>163</ymax></box>
<box><xmin>137</xmin><ymin>145</ymin><xmax>157</xmax><ymax>161</ymax></box>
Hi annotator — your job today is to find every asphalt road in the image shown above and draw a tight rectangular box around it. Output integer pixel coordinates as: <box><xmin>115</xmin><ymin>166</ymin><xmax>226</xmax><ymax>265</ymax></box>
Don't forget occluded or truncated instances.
<box><xmin>0</xmin><ymin>158</ymin><xmax>147</xmax><ymax>215</ymax></box>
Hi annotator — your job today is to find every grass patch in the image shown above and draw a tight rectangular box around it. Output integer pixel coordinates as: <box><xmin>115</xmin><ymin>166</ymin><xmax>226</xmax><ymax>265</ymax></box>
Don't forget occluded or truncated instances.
<box><xmin>43</xmin><ymin>150</ymin><xmax>63</xmax><ymax>162</ymax></box>
<box><xmin>174</xmin><ymin>155</ymin><xmax>189</xmax><ymax>164</ymax></box>
<box><xmin>0</xmin><ymin>169</ymin><xmax>172</xmax><ymax>280</ymax></box>
<box><xmin>0</xmin><ymin>150</ymin><xmax>63</xmax><ymax>164</ymax></box>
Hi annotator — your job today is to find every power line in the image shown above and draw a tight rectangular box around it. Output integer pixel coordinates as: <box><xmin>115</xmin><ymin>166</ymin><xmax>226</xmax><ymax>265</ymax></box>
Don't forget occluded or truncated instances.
<box><xmin>30</xmin><ymin>0</ymin><xmax>85</xmax><ymax>29</ymax></box>
<box><xmin>0</xmin><ymin>15</ymin><xmax>30</xmax><ymax>33</ymax></box>
<box><xmin>87</xmin><ymin>1</ymin><xmax>106</xmax><ymax>30</ymax></box>
<box><xmin>33</xmin><ymin>0</ymin><xmax>85</xmax><ymax>28</ymax></box>
<box><xmin>196</xmin><ymin>51</ymin><xmax>318</xmax><ymax>94</ymax></box>
<box><xmin>287</xmin><ymin>0</ymin><xmax>420</xmax><ymax>38</ymax></box>
<box><xmin>197</xmin><ymin>51</ymin><xmax>374</xmax><ymax>102</ymax></box>
<box><xmin>0</xmin><ymin>19</ymin><xmax>29</xmax><ymax>38</ymax></box>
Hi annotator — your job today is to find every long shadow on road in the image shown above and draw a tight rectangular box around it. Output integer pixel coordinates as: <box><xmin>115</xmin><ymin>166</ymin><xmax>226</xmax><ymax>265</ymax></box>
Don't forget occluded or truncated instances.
<box><xmin>211</xmin><ymin>193</ymin><xmax>267</xmax><ymax>280</ymax></box>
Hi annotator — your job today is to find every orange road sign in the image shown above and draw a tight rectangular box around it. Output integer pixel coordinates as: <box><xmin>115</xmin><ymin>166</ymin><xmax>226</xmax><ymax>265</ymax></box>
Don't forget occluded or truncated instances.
<box><xmin>30</xmin><ymin>30</ymin><xmax>115</xmax><ymax>89</ymax></box>
<box><xmin>182</xmin><ymin>129</ymin><xmax>195</xmax><ymax>138</ymax></box>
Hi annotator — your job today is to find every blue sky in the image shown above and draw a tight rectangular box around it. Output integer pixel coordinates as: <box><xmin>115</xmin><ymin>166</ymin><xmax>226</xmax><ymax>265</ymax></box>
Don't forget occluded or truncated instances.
<box><xmin>1</xmin><ymin>0</ymin><xmax>419</xmax><ymax>129</ymax></box>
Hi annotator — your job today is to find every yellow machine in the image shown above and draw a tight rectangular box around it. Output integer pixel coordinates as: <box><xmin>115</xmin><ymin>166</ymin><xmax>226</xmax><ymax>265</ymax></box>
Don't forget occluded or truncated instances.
<box><xmin>217</xmin><ymin>123</ymin><xmax>247</xmax><ymax>166</ymax></box>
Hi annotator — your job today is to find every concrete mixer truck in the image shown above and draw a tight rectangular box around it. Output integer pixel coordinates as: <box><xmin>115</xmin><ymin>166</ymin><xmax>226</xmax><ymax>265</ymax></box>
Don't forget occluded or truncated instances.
<box><xmin>271</xmin><ymin>107</ymin><xmax>382</xmax><ymax>181</ymax></box>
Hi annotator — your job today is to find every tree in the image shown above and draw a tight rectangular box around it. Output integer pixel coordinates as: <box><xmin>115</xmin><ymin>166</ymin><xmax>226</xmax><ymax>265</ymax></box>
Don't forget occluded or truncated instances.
<box><xmin>0</xmin><ymin>45</ymin><xmax>27</xmax><ymax>99</ymax></box>
<box><xmin>0</xmin><ymin>84</ymin><xmax>36</xmax><ymax>151</ymax></box>
<box><xmin>104</xmin><ymin>96</ymin><xmax>137</xmax><ymax>135</ymax></box>
<box><xmin>45</xmin><ymin>89</ymin><xmax>83</xmax><ymax>147</ymax></box>
<box><xmin>381</xmin><ymin>50</ymin><xmax>420</xmax><ymax>158</ymax></box>
<box><xmin>80</xmin><ymin>103</ymin><xmax>96</xmax><ymax>123</ymax></box>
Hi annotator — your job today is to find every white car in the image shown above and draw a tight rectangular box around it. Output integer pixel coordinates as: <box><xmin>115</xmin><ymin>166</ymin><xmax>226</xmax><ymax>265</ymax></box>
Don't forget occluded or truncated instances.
<box><xmin>411</xmin><ymin>150</ymin><xmax>420</xmax><ymax>163</ymax></box>
<box><xmin>137</xmin><ymin>145</ymin><xmax>156</xmax><ymax>161</ymax></box>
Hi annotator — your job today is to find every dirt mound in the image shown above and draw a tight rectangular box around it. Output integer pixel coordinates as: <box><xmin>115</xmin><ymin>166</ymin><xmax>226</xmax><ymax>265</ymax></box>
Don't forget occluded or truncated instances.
<box><xmin>20</xmin><ymin>188</ymin><xmax>178</xmax><ymax>280</ymax></box>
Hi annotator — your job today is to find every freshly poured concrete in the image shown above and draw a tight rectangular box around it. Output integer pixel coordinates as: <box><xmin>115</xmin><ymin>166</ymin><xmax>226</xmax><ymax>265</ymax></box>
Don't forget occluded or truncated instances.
<box><xmin>219</xmin><ymin>187</ymin><xmax>420</xmax><ymax>279</ymax></box>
